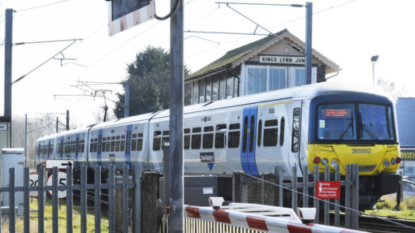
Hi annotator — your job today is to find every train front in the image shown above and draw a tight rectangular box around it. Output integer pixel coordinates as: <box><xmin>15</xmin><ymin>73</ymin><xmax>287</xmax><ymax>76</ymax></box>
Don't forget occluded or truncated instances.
<box><xmin>307</xmin><ymin>91</ymin><xmax>401</xmax><ymax>210</ymax></box>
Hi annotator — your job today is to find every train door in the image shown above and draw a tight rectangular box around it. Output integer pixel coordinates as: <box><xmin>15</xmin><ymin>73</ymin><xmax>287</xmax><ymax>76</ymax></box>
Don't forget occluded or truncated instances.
<box><xmin>290</xmin><ymin>101</ymin><xmax>303</xmax><ymax>176</ymax></box>
<box><xmin>125</xmin><ymin>125</ymin><xmax>132</xmax><ymax>169</ymax></box>
<box><xmin>97</xmin><ymin>129</ymin><xmax>103</xmax><ymax>167</ymax></box>
<box><xmin>240</xmin><ymin>106</ymin><xmax>259</xmax><ymax>175</ymax></box>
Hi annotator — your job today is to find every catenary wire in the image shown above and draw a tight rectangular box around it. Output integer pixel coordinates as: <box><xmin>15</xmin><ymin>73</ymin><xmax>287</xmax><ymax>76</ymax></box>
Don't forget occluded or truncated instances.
<box><xmin>16</xmin><ymin>0</ymin><xmax>69</xmax><ymax>12</ymax></box>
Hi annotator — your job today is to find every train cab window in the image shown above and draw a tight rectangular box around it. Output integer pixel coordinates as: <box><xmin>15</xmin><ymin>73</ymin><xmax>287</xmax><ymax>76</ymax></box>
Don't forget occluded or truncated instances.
<box><xmin>291</xmin><ymin>108</ymin><xmax>301</xmax><ymax>152</ymax></box>
<box><xmin>215</xmin><ymin>124</ymin><xmax>227</xmax><ymax>149</ymax></box>
<box><xmin>203</xmin><ymin>126</ymin><xmax>214</xmax><ymax>149</ymax></box>
<box><xmin>228</xmin><ymin>123</ymin><xmax>240</xmax><ymax>148</ymax></box>
<box><xmin>257</xmin><ymin>120</ymin><xmax>263</xmax><ymax>147</ymax></box>
<box><xmin>137</xmin><ymin>133</ymin><xmax>143</xmax><ymax>151</ymax></box>
<box><xmin>153</xmin><ymin>131</ymin><xmax>162</xmax><ymax>151</ymax></box>
<box><xmin>184</xmin><ymin>128</ymin><xmax>191</xmax><ymax>149</ymax></box>
<box><xmin>264</xmin><ymin>119</ymin><xmax>278</xmax><ymax>147</ymax></box>
<box><xmin>280</xmin><ymin>117</ymin><xmax>285</xmax><ymax>146</ymax></box>
<box><xmin>192</xmin><ymin>127</ymin><xmax>202</xmax><ymax>149</ymax></box>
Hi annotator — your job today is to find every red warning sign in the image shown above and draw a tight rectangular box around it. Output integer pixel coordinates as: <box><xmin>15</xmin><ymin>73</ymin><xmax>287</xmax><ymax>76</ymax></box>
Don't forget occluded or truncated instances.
<box><xmin>316</xmin><ymin>181</ymin><xmax>341</xmax><ymax>199</ymax></box>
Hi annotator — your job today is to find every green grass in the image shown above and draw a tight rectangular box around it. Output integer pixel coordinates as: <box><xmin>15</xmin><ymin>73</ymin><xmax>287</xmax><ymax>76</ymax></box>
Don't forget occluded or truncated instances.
<box><xmin>1</xmin><ymin>197</ymin><xmax>109</xmax><ymax>233</ymax></box>
<box><xmin>366</xmin><ymin>195</ymin><xmax>415</xmax><ymax>219</ymax></box>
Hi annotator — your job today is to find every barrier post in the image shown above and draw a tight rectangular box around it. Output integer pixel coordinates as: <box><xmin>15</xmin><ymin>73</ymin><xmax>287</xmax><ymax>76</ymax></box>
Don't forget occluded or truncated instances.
<box><xmin>345</xmin><ymin>164</ymin><xmax>351</xmax><ymax>228</ymax></box>
<box><xmin>324</xmin><ymin>165</ymin><xmax>330</xmax><ymax>225</ymax></box>
<box><xmin>314</xmin><ymin>165</ymin><xmax>319</xmax><ymax>224</ymax></box>
<box><xmin>334</xmin><ymin>164</ymin><xmax>340</xmax><ymax>227</ymax></box>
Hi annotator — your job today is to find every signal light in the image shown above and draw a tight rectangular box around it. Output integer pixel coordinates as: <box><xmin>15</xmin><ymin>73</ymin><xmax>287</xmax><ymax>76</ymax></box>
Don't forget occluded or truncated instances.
<box><xmin>396</xmin><ymin>157</ymin><xmax>402</xmax><ymax>164</ymax></box>
<box><xmin>314</xmin><ymin>157</ymin><xmax>321</xmax><ymax>163</ymax></box>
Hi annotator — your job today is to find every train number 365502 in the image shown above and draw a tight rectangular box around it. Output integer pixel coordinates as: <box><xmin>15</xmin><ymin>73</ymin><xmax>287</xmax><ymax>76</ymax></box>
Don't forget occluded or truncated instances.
<box><xmin>351</xmin><ymin>148</ymin><xmax>371</xmax><ymax>154</ymax></box>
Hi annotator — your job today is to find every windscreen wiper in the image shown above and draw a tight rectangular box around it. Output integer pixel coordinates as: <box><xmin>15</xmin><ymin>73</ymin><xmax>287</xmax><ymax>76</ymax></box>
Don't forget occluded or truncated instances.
<box><xmin>339</xmin><ymin>111</ymin><xmax>354</xmax><ymax>141</ymax></box>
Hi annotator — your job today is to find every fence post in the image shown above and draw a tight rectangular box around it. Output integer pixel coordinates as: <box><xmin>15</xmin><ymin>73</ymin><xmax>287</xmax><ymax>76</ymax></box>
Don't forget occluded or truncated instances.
<box><xmin>302</xmin><ymin>165</ymin><xmax>308</xmax><ymax>207</ymax></box>
<box><xmin>142</xmin><ymin>172</ymin><xmax>158</xmax><ymax>233</ymax></box>
<box><xmin>345</xmin><ymin>164</ymin><xmax>351</xmax><ymax>229</ymax></box>
<box><xmin>275</xmin><ymin>166</ymin><xmax>283</xmax><ymax>207</ymax></box>
<box><xmin>24</xmin><ymin>167</ymin><xmax>30</xmax><ymax>233</ymax></box>
<box><xmin>324</xmin><ymin>165</ymin><xmax>330</xmax><ymax>226</ymax></box>
<box><xmin>123</xmin><ymin>165</ymin><xmax>129</xmax><ymax>233</ymax></box>
<box><xmin>292</xmin><ymin>166</ymin><xmax>297</xmax><ymax>215</ymax></box>
<box><xmin>351</xmin><ymin>164</ymin><xmax>359</xmax><ymax>230</ymax></box>
<box><xmin>232</xmin><ymin>171</ymin><xmax>242</xmax><ymax>203</ymax></box>
<box><xmin>334</xmin><ymin>164</ymin><xmax>340</xmax><ymax>227</ymax></box>
<box><xmin>66</xmin><ymin>166</ymin><xmax>73</xmax><ymax>233</ymax></box>
<box><xmin>313</xmin><ymin>165</ymin><xmax>319</xmax><ymax>224</ymax></box>
<box><xmin>261</xmin><ymin>173</ymin><xmax>275</xmax><ymax>205</ymax></box>
<box><xmin>133</xmin><ymin>164</ymin><xmax>142</xmax><ymax>233</ymax></box>
<box><xmin>95</xmin><ymin>165</ymin><xmax>101</xmax><ymax>233</ymax></box>
<box><xmin>38</xmin><ymin>166</ymin><xmax>45</xmax><ymax>233</ymax></box>
<box><xmin>108</xmin><ymin>165</ymin><xmax>115</xmax><ymax>233</ymax></box>
<box><xmin>52</xmin><ymin>167</ymin><xmax>59</xmax><ymax>233</ymax></box>
<box><xmin>9</xmin><ymin>167</ymin><xmax>15</xmax><ymax>233</ymax></box>
<box><xmin>80</xmin><ymin>166</ymin><xmax>87</xmax><ymax>233</ymax></box>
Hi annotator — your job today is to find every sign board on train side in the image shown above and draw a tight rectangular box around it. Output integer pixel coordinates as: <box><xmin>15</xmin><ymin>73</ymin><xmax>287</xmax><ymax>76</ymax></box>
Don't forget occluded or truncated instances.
<box><xmin>108</xmin><ymin>0</ymin><xmax>155</xmax><ymax>36</ymax></box>
<box><xmin>316</xmin><ymin>181</ymin><xmax>341</xmax><ymax>199</ymax></box>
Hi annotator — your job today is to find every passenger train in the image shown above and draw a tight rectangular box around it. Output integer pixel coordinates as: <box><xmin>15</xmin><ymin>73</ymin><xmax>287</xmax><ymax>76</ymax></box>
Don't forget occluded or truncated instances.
<box><xmin>35</xmin><ymin>82</ymin><xmax>401</xmax><ymax>209</ymax></box>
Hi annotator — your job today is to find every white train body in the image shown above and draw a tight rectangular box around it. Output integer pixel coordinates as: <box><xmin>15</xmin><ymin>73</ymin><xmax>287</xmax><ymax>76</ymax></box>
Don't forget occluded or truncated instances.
<box><xmin>35</xmin><ymin>82</ymin><xmax>397</xmax><ymax>180</ymax></box>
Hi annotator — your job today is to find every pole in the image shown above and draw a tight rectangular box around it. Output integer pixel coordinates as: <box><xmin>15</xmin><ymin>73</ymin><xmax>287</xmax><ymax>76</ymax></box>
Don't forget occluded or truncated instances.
<box><xmin>372</xmin><ymin>62</ymin><xmax>375</xmax><ymax>87</ymax></box>
<box><xmin>25</xmin><ymin>114</ymin><xmax>27</xmax><ymax>166</ymax></box>
<box><xmin>66</xmin><ymin>110</ymin><xmax>69</xmax><ymax>131</ymax></box>
<box><xmin>168</xmin><ymin>0</ymin><xmax>184</xmax><ymax>231</ymax></box>
<box><xmin>5</xmin><ymin>9</ymin><xmax>13</xmax><ymax>146</ymax></box>
<box><xmin>305</xmin><ymin>2</ymin><xmax>313</xmax><ymax>84</ymax></box>
<box><xmin>124</xmin><ymin>81</ymin><xmax>130</xmax><ymax>118</ymax></box>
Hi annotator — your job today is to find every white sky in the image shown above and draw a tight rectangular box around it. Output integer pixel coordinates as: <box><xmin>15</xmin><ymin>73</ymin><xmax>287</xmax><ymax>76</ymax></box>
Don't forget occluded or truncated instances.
<box><xmin>0</xmin><ymin>0</ymin><xmax>414</xmax><ymax>127</ymax></box>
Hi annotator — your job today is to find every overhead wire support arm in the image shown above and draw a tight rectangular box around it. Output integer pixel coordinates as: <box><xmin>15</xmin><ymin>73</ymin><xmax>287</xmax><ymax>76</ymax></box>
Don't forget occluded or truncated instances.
<box><xmin>185</xmin><ymin>30</ymin><xmax>269</xmax><ymax>36</ymax></box>
<box><xmin>218</xmin><ymin>3</ymin><xmax>305</xmax><ymax>54</ymax></box>
<box><xmin>12</xmin><ymin>39</ymin><xmax>80</xmax><ymax>84</ymax></box>
<box><xmin>14</xmin><ymin>38</ymin><xmax>83</xmax><ymax>46</ymax></box>
<box><xmin>215</xmin><ymin>2</ymin><xmax>304</xmax><ymax>8</ymax></box>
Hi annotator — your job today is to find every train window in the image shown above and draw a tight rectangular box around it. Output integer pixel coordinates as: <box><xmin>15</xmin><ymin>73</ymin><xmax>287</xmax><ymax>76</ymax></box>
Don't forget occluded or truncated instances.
<box><xmin>103</xmin><ymin>137</ymin><xmax>106</xmax><ymax>141</ymax></box>
<box><xmin>243</xmin><ymin>116</ymin><xmax>248</xmax><ymax>153</ymax></box>
<box><xmin>163</xmin><ymin>131</ymin><xmax>169</xmax><ymax>135</ymax></box>
<box><xmin>258</xmin><ymin>120</ymin><xmax>263</xmax><ymax>147</ymax></box>
<box><xmin>291</xmin><ymin>108</ymin><xmax>301</xmax><ymax>152</ymax></box>
<box><xmin>105</xmin><ymin>141</ymin><xmax>110</xmax><ymax>152</ymax></box>
<box><xmin>230</xmin><ymin>123</ymin><xmax>240</xmax><ymax>129</ymax></box>
<box><xmin>215</xmin><ymin>124</ymin><xmax>226</xmax><ymax>149</ymax></box>
<box><xmin>137</xmin><ymin>139</ymin><xmax>143</xmax><ymax>151</ymax></box>
<box><xmin>184</xmin><ymin>135</ymin><xmax>190</xmax><ymax>149</ymax></box>
<box><xmin>94</xmin><ymin>142</ymin><xmax>98</xmax><ymax>153</ymax></box>
<box><xmin>184</xmin><ymin>128</ymin><xmax>190</xmax><ymax>134</ymax></box>
<box><xmin>107</xmin><ymin>137</ymin><xmax>110</xmax><ymax>141</ymax></box>
<box><xmin>154</xmin><ymin>131</ymin><xmax>162</xmax><ymax>136</ymax></box>
<box><xmin>115</xmin><ymin>141</ymin><xmax>120</xmax><ymax>152</ymax></box>
<box><xmin>193</xmin><ymin>127</ymin><xmax>201</xmax><ymax>133</ymax></box>
<box><xmin>216</xmin><ymin>124</ymin><xmax>226</xmax><ymax>130</ymax></box>
<box><xmin>132</xmin><ymin>140</ymin><xmax>137</xmax><ymax>151</ymax></box>
<box><xmin>280</xmin><ymin>117</ymin><xmax>285</xmax><ymax>146</ymax></box>
<box><xmin>249</xmin><ymin>116</ymin><xmax>255</xmax><ymax>152</ymax></box>
<box><xmin>102</xmin><ymin>142</ymin><xmax>106</xmax><ymax>152</ymax></box>
<box><xmin>228</xmin><ymin>131</ymin><xmax>240</xmax><ymax>148</ymax></box>
<box><xmin>203</xmin><ymin>126</ymin><xmax>214</xmax><ymax>148</ymax></box>
<box><xmin>116</xmin><ymin>135</ymin><xmax>120</xmax><ymax>140</ymax></box>
<box><xmin>153</xmin><ymin>138</ymin><xmax>161</xmax><ymax>151</ymax></box>
<box><xmin>191</xmin><ymin>134</ymin><xmax>201</xmax><ymax>149</ymax></box>
<box><xmin>132</xmin><ymin>134</ymin><xmax>137</xmax><ymax>138</ymax></box>
<box><xmin>264</xmin><ymin>119</ymin><xmax>278</xmax><ymax>147</ymax></box>
<box><xmin>121</xmin><ymin>135</ymin><xmax>126</xmax><ymax>139</ymax></box>
<box><xmin>111</xmin><ymin>136</ymin><xmax>115</xmax><ymax>140</ymax></box>
<box><xmin>120</xmin><ymin>141</ymin><xmax>125</xmax><ymax>152</ymax></box>
<box><xmin>138</xmin><ymin>133</ymin><xmax>143</xmax><ymax>137</ymax></box>
<box><xmin>111</xmin><ymin>141</ymin><xmax>115</xmax><ymax>152</ymax></box>
<box><xmin>162</xmin><ymin>137</ymin><xmax>170</xmax><ymax>146</ymax></box>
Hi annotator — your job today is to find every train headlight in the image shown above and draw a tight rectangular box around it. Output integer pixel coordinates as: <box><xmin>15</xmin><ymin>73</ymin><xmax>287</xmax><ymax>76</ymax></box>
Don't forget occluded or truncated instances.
<box><xmin>391</xmin><ymin>158</ymin><xmax>396</xmax><ymax>165</ymax></box>
<box><xmin>384</xmin><ymin>160</ymin><xmax>390</xmax><ymax>167</ymax></box>
<box><xmin>330</xmin><ymin>159</ymin><xmax>338</xmax><ymax>167</ymax></box>
<box><xmin>322</xmin><ymin>158</ymin><xmax>328</xmax><ymax>165</ymax></box>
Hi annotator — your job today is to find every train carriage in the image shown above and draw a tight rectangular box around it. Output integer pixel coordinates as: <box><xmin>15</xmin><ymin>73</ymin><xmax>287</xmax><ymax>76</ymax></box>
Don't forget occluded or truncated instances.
<box><xmin>35</xmin><ymin>82</ymin><xmax>401</xmax><ymax>210</ymax></box>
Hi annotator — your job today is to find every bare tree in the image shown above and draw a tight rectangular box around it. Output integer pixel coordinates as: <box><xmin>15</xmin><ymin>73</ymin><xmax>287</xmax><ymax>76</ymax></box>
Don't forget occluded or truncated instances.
<box><xmin>377</xmin><ymin>77</ymin><xmax>408</xmax><ymax>101</ymax></box>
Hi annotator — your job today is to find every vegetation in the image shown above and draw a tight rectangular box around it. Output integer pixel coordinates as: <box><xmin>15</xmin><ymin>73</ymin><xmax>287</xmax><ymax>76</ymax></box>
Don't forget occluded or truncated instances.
<box><xmin>366</xmin><ymin>195</ymin><xmax>415</xmax><ymax>219</ymax></box>
<box><xmin>114</xmin><ymin>46</ymin><xmax>192</xmax><ymax>118</ymax></box>
<box><xmin>1</xmin><ymin>198</ymin><xmax>109</xmax><ymax>233</ymax></box>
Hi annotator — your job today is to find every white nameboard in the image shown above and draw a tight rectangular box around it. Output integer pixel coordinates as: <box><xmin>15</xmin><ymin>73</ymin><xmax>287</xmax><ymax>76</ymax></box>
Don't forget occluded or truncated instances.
<box><xmin>260</xmin><ymin>55</ymin><xmax>305</xmax><ymax>65</ymax></box>
<box><xmin>46</xmin><ymin>159</ymin><xmax>74</xmax><ymax>170</ymax></box>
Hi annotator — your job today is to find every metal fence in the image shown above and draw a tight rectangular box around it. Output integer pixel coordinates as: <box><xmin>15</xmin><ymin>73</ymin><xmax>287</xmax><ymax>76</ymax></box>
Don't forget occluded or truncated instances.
<box><xmin>233</xmin><ymin>164</ymin><xmax>361</xmax><ymax>230</ymax></box>
<box><xmin>0</xmin><ymin>164</ymin><xmax>140</xmax><ymax>233</ymax></box>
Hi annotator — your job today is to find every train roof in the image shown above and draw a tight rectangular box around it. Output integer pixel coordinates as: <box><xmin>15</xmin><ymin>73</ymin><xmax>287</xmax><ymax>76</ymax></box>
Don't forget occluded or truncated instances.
<box><xmin>36</xmin><ymin>124</ymin><xmax>94</xmax><ymax>141</ymax></box>
<box><xmin>152</xmin><ymin>81</ymin><xmax>391</xmax><ymax>119</ymax></box>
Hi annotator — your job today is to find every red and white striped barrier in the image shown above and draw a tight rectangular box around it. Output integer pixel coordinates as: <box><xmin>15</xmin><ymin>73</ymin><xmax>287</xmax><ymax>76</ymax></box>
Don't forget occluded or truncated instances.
<box><xmin>184</xmin><ymin>203</ymin><xmax>368</xmax><ymax>233</ymax></box>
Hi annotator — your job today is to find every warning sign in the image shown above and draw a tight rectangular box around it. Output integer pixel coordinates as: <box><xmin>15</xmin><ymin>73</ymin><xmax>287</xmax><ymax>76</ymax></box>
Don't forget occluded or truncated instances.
<box><xmin>316</xmin><ymin>181</ymin><xmax>340</xmax><ymax>199</ymax></box>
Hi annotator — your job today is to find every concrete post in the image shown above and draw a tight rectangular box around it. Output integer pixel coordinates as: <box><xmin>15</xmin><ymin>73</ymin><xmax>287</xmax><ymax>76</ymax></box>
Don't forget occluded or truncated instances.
<box><xmin>142</xmin><ymin>172</ymin><xmax>158</xmax><ymax>233</ymax></box>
